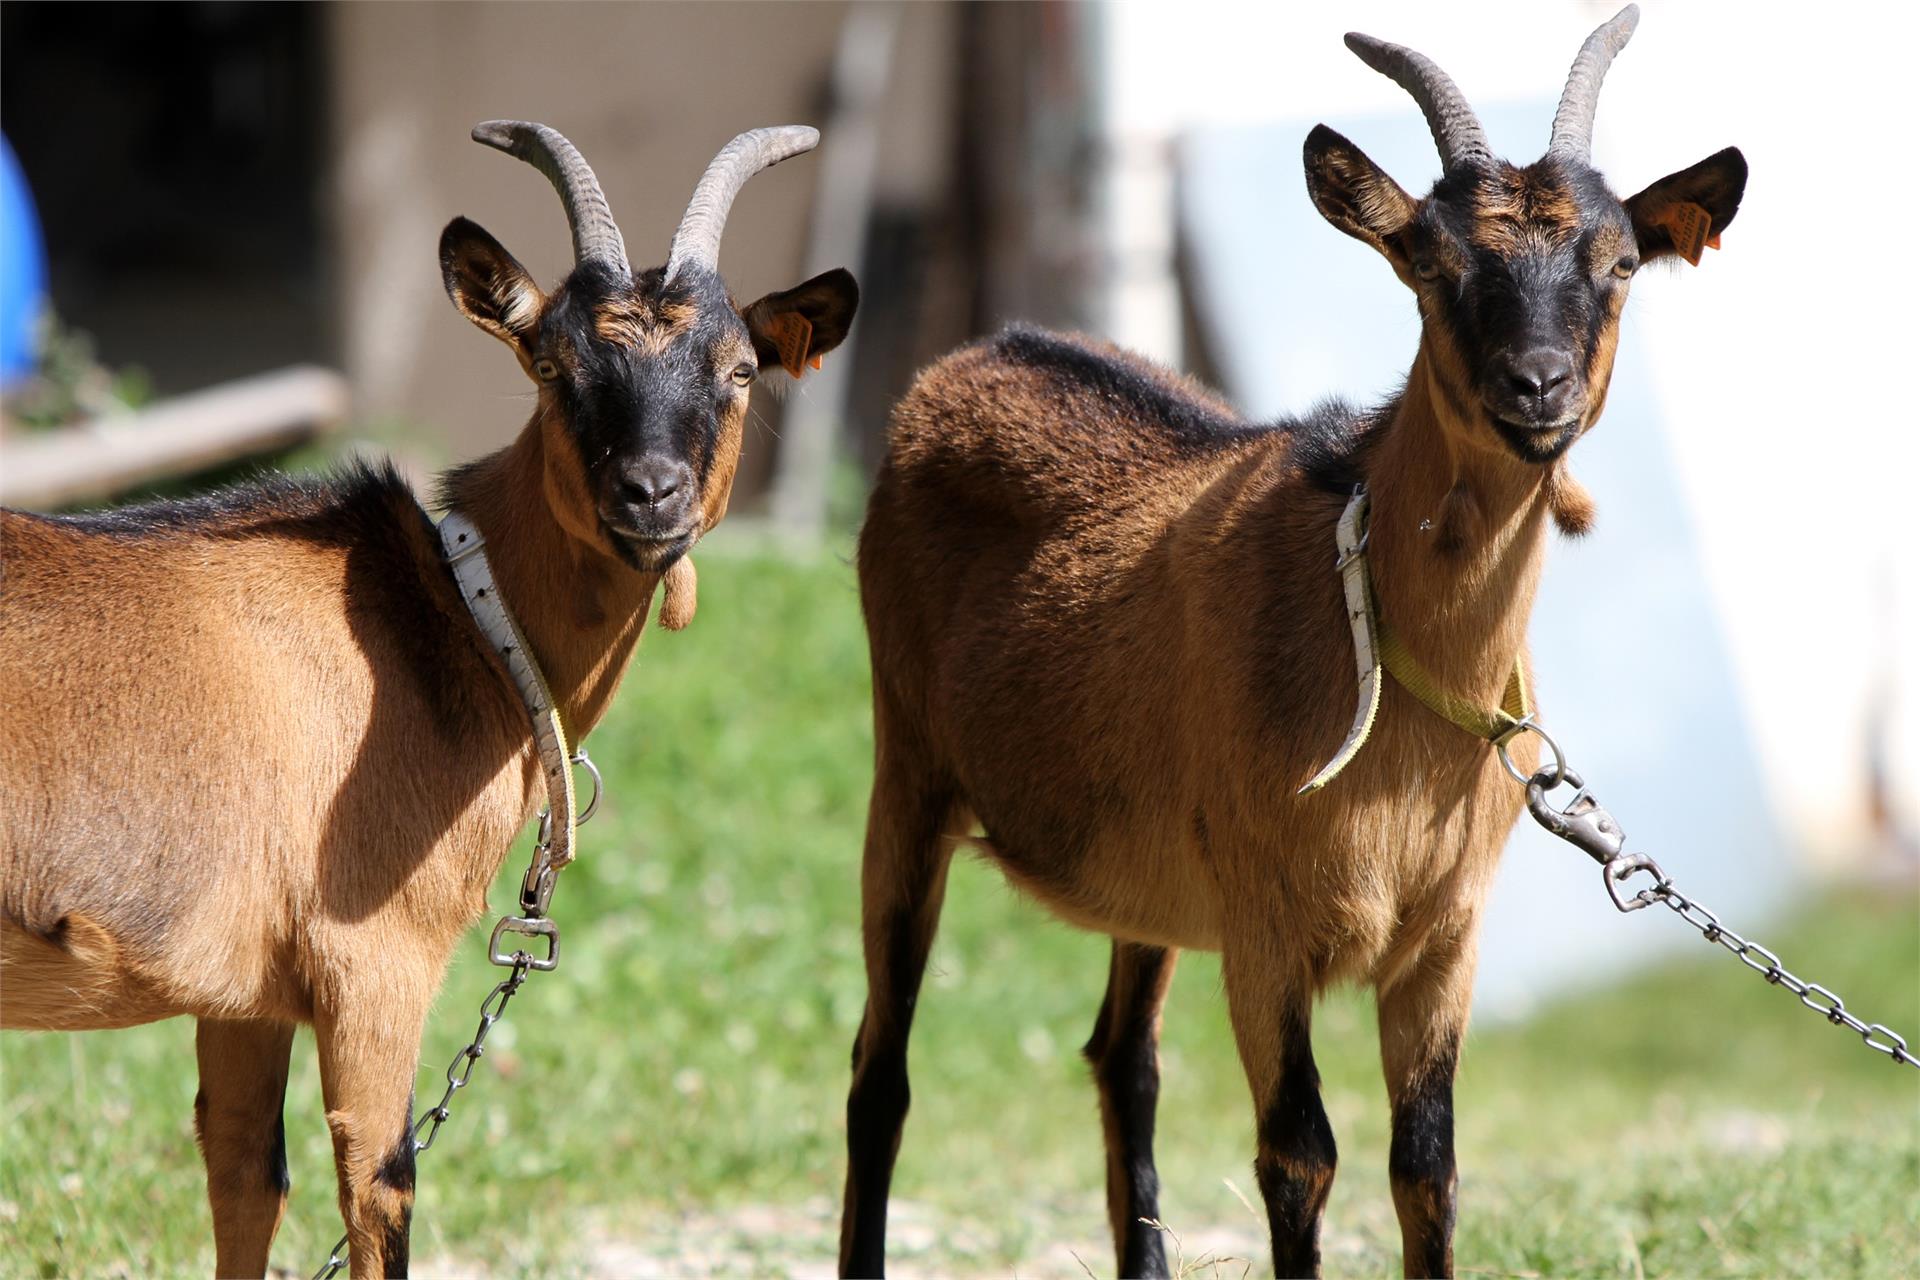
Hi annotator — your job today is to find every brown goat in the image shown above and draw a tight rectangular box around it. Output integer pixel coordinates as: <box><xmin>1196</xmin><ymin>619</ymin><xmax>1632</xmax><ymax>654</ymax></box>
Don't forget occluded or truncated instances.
<box><xmin>0</xmin><ymin>123</ymin><xmax>857</xmax><ymax>1277</ymax></box>
<box><xmin>840</xmin><ymin>9</ymin><xmax>1743</xmax><ymax>1278</ymax></box>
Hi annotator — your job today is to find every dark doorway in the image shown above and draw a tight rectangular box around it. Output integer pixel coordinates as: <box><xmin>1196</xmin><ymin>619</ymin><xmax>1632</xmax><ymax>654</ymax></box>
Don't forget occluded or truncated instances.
<box><xmin>1</xmin><ymin>1</ymin><xmax>331</xmax><ymax>393</ymax></box>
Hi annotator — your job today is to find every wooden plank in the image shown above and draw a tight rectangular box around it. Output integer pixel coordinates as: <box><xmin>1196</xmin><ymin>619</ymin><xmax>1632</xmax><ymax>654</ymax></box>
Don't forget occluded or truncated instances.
<box><xmin>0</xmin><ymin>365</ymin><xmax>350</xmax><ymax>509</ymax></box>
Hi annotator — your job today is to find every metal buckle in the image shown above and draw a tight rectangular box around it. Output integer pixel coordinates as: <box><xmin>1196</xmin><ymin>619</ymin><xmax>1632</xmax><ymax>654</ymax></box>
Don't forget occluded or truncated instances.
<box><xmin>489</xmin><ymin>915</ymin><xmax>559</xmax><ymax>971</ymax></box>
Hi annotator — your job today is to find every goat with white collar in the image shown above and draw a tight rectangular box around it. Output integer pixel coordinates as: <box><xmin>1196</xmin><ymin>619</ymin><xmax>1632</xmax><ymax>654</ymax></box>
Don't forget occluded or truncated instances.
<box><xmin>0</xmin><ymin>121</ymin><xmax>858</xmax><ymax>1278</ymax></box>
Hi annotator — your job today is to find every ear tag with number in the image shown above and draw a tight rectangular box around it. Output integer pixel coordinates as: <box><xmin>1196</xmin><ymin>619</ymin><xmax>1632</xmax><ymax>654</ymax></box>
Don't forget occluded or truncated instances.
<box><xmin>767</xmin><ymin>311</ymin><xmax>814</xmax><ymax>378</ymax></box>
<box><xmin>1656</xmin><ymin>201</ymin><xmax>1715</xmax><ymax>266</ymax></box>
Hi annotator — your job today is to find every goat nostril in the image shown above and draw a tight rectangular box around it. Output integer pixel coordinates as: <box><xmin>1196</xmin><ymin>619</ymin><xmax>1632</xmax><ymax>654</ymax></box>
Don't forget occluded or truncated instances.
<box><xmin>1507</xmin><ymin>351</ymin><xmax>1574</xmax><ymax>401</ymax></box>
<box><xmin>622</xmin><ymin>461</ymin><xmax>692</xmax><ymax>509</ymax></box>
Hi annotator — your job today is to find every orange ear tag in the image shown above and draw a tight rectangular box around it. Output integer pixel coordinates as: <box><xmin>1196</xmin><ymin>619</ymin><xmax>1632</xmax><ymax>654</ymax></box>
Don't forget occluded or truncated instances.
<box><xmin>1658</xmin><ymin>201</ymin><xmax>1714</xmax><ymax>267</ymax></box>
<box><xmin>768</xmin><ymin>311</ymin><xmax>814</xmax><ymax>378</ymax></box>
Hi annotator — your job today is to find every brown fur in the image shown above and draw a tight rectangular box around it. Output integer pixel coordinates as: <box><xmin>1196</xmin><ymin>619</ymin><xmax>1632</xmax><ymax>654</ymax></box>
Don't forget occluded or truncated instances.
<box><xmin>592</xmin><ymin>294</ymin><xmax>699</xmax><ymax>353</ymax></box>
<box><xmin>1466</xmin><ymin>168</ymin><xmax>1582</xmax><ymax>252</ymax></box>
<box><xmin>840</xmin><ymin>20</ymin><xmax>1741</xmax><ymax>1274</ymax></box>
<box><xmin>839</xmin><ymin>324</ymin><xmax>1555</xmax><ymax>1277</ymax></box>
<box><xmin>2</xmin><ymin>121</ymin><xmax>857</xmax><ymax>1276</ymax></box>
<box><xmin>834</xmin><ymin>104</ymin><xmax>1729</xmax><ymax>1257</ymax></box>
<box><xmin>0</xmin><ymin>434</ymin><xmax>682</xmax><ymax>1274</ymax></box>
<box><xmin>0</xmin><ymin>339</ymin><xmax>754</xmax><ymax>1280</ymax></box>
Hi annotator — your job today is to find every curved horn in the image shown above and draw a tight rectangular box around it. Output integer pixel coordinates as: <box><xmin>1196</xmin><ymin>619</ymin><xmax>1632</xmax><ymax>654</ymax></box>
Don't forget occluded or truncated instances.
<box><xmin>1548</xmin><ymin>5</ymin><xmax>1640</xmax><ymax>159</ymax></box>
<box><xmin>1344</xmin><ymin>32</ymin><xmax>1492</xmax><ymax>172</ymax></box>
<box><xmin>472</xmin><ymin>120</ymin><xmax>630</xmax><ymax>278</ymax></box>
<box><xmin>664</xmin><ymin>126</ymin><xmax>820</xmax><ymax>283</ymax></box>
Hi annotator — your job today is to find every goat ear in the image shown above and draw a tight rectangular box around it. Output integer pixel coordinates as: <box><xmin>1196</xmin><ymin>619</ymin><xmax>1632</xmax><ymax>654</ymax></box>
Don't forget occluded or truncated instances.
<box><xmin>1624</xmin><ymin>147</ymin><xmax>1747</xmax><ymax>266</ymax></box>
<box><xmin>740</xmin><ymin>267</ymin><xmax>860</xmax><ymax>379</ymax></box>
<box><xmin>440</xmin><ymin>217</ymin><xmax>544</xmax><ymax>354</ymax></box>
<box><xmin>1303</xmin><ymin>125</ymin><xmax>1416</xmax><ymax>265</ymax></box>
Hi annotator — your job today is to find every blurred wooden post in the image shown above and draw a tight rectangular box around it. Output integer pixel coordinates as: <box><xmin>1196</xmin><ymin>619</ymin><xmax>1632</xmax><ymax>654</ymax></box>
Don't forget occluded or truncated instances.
<box><xmin>0</xmin><ymin>365</ymin><xmax>349</xmax><ymax>509</ymax></box>
<box><xmin>766</xmin><ymin>4</ymin><xmax>897</xmax><ymax>545</ymax></box>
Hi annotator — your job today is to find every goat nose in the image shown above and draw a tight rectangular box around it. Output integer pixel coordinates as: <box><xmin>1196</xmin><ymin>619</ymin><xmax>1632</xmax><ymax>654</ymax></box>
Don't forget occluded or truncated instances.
<box><xmin>1506</xmin><ymin>349</ymin><xmax>1574</xmax><ymax>401</ymax></box>
<box><xmin>621</xmin><ymin>460</ymin><xmax>692</xmax><ymax>507</ymax></box>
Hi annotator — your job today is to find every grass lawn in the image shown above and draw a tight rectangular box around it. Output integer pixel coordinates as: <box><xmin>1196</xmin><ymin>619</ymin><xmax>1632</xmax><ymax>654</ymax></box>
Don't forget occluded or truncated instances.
<box><xmin>3</xmin><ymin>543</ymin><xmax>1916</xmax><ymax>1278</ymax></box>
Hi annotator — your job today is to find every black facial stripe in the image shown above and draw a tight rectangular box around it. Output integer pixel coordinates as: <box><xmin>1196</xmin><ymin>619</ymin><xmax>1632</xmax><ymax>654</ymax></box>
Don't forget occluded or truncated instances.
<box><xmin>541</xmin><ymin>268</ymin><xmax>749</xmax><ymax>501</ymax></box>
<box><xmin>1441</xmin><ymin>264</ymin><xmax>1489</xmax><ymax>370</ymax></box>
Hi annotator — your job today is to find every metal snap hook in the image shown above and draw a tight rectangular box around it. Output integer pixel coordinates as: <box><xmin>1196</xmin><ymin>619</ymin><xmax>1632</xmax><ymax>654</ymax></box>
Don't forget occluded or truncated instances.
<box><xmin>1525</xmin><ymin>770</ymin><xmax>1630</xmax><ymax>867</ymax></box>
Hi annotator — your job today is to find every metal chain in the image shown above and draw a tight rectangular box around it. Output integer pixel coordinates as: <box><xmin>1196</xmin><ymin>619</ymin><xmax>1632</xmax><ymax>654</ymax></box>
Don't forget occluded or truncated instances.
<box><xmin>1505</xmin><ymin>720</ymin><xmax>1917</xmax><ymax>1071</ymax></box>
<box><xmin>312</xmin><ymin>749</ymin><xmax>598</xmax><ymax>1278</ymax></box>
<box><xmin>312</xmin><ymin>955</ymin><xmax>537</xmax><ymax>1280</ymax></box>
<box><xmin>1638</xmin><ymin>879</ymin><xmax>1915</xmax><ymax>1065</ymax></box>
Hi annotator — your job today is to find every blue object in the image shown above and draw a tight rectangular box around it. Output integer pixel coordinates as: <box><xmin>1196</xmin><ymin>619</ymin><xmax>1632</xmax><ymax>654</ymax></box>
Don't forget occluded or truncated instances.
<box><xmin>0</xmin><ymin>134</ymin><xmax>48</xmax><ymax>384</ymax></box>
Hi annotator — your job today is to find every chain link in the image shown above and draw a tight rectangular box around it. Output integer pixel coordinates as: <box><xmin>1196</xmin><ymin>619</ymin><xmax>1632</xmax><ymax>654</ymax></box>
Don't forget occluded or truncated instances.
<box><xmin>1508</xmin><ymin>722</ymin><xmax>1918</xmax><ymax>1073</ymax></box>
<box><xmin>1635</xmin><ymin>880</ymin><xmax>1916</xmax><ymax>1066</ymax></box>
<box><xmin>311</xmin><ymin>750</ymin><xmax>598</xmax><ymax>1276</ymax></box>
<box><xmin>312</xmin><ymin>954</ymin><xmax>536</xmax><ymax>1280</ymax></box>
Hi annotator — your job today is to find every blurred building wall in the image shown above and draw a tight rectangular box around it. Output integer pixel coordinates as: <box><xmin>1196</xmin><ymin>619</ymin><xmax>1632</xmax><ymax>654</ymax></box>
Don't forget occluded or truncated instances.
<box><xmin>5</xmin><ymin>2</ymin><xmax>1100</xmax><ymax>511</ymax></box>
<box><xmin>329</xmin><ymin>1</ymin><xmax>900</xmax><ymax>470</ymax></box>
<box><xmin>326</xmin><ymin>0</ymin><xmax>1100</xmax><ymax>504</ymax></box>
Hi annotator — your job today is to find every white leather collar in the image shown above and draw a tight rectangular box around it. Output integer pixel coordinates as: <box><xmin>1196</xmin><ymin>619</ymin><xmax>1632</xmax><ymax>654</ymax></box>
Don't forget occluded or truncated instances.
<box><xmin>1298</xmin><ymin>486</ymin><xmax>1382</xmax><ymax>794</ymax></box>
<box><xmin>438</xmin><ymin>510</ymin><xmax>582</xmax><ymax>879</ymax></box>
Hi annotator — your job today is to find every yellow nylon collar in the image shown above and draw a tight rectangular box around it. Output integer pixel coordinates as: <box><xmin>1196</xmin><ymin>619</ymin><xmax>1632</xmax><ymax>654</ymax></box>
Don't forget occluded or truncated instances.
<box><xmin>1378</xmin><ymin>621</ymin><xmax>1530</xmax><ymax>745</ymax></box>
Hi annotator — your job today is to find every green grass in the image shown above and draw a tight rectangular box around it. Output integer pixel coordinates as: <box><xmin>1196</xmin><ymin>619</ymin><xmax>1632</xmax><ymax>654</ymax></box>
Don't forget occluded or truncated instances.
<box><xmin>3</xmin><ymin>544</ymin><xmax>1916</xmax><ymax>1278</ymax></box>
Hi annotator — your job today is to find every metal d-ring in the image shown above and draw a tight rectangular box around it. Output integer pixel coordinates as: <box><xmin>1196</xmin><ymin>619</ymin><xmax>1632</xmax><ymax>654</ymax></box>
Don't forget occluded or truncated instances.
<box><xmin>1497</xmin><ymin>717</ymin><xmax>1568</xmax><ymax>787</ymax></box>
<box><xmin>528</xmin><ymin>749</ymin><xmax>598</xmax><ymax>850</ymax></box>
<box><xmin>572</xmin><ymin>748</ymin><xmax>602</xmax><ymax>825</ymax></box>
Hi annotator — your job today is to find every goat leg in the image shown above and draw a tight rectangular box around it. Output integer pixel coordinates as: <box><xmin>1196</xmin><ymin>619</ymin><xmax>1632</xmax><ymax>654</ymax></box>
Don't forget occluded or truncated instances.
<box><xmin>1379</xmin><ymin>939</ymin><xmax>1474</xmax><ymax>1279</ymax></box>
<box><xmin>316</xmin><ymin>999</ymin><xmax>427</xmax><ymax>1279</ymax></box>
<box><xmin>838</xmin><ymin>756</ymin><xmax>957</xmax><ymax>1278</ymax></box>
<box><xmin>1223</xmin><ymin>947</ymin><xmax>1335</xmax><ymax>1279</ymax></box>
<box><xmin>194</xmin><ymin>1018</ymin><xmax>296</xmax><ymax>1279</ymax></box>
<box><xmin>1083</xmin><ymin>940</ymin><xmax>1179</xmax><ymax>1278</ymax></box>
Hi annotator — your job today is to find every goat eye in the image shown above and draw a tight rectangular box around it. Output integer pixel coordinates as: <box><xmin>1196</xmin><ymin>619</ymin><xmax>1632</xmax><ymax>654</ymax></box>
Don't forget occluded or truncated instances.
<box><xmin>1413</xmin><ymin>260</ymin><xmax>1442</xmax><ymax>282</ymax></box>
<box><xmin>729</xmin><ymin>362</ymin><xmax>756</xmax><ymax>387</ymax></box>
<box><xmin>1610</xmin><ymin>256</ymin><xmax>1637</xmax><ymax>279</ymax></box>
<box><xmin>533</xmin><ymin>358</ymin><xmax>560</xmax><ymax>382</ymax></box>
